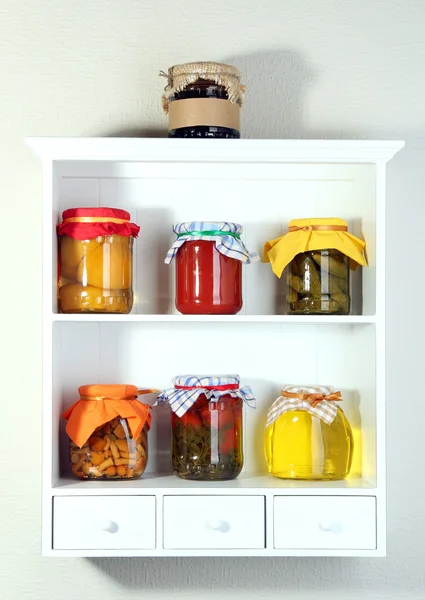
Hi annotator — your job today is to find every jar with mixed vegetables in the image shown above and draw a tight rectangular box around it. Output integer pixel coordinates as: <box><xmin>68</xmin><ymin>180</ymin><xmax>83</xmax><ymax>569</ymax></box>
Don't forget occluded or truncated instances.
<box><xmin>156</xmin><ymin>375</ymin><xmax>256</xmax><ymax>480</ymax></box>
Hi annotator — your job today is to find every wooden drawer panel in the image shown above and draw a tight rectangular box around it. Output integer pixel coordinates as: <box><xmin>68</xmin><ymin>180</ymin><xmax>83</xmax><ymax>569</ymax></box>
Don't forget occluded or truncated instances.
<box><xmin>53</xmin><ymin>496</ymin><xmax>156</xmax><ymax>550</ymax></box>
<box><xmin>274</xmin><ymin>496</ymin><xmax>376</xmax><ymax>550</ymax></box>
<box><xmin>164</xmin><ymin>495</ymin><xmax>265</xmax><ymax>549</ymax></box>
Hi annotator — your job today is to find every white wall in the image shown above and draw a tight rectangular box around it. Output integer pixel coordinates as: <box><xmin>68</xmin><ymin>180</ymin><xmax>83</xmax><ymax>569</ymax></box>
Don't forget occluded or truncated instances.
<box><xmin>1</xmin><ymin>0</ymin><xmax>424</xmax><ymax>598</ymax></box>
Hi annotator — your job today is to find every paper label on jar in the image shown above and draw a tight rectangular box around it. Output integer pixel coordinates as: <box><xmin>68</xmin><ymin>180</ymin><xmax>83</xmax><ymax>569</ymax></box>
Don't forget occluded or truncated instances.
<box><xmin>168</xmin><ymin>98</ymin><xmax>240</xmax><ymax>131</ymax></box>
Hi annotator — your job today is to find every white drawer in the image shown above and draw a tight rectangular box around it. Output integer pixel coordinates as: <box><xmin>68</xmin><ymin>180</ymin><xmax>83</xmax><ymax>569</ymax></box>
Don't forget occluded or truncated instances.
<box><xmin>53</xmin><ymin>496</ymin><xmax>156</xmax><ymax>550</ymax></box>
<box><xmin>164</xmin><ymin>495</ymin><xmax>265</xmax><ymax>549</ymax></box>
<box><xmin>274</xmin><ymin>496</ymin><xmax>376</xmax><ymax>550</ymax></box>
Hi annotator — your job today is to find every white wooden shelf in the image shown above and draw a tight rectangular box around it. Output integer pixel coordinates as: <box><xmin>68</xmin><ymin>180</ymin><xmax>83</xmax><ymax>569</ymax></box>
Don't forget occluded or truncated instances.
<box><xmin>27</xmin><ymin>137</ymin><xmax>403</xmax><ymax>163</ymax></box>
<box><xmin>28</xmin><ymin>137</ymin><xmax>404</xmax><ymax>558</ymax></box>
<box><xmin>51</xmin><ymin>313</ymin><xmax>377</xmax><ymax>324</ymax></box>
<box><xmin>52</xmin><ymin>474</ymin><xmax>377</xmax><ymax>494</ymax></box>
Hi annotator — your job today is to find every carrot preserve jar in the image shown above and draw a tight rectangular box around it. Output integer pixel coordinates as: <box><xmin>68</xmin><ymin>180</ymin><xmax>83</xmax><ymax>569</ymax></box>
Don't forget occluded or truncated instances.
<box><xmin>165</xmin><ymin>222</ymin><xmax>260</xmax><ymax>314</ymax></box>
<box><xmin>264</xmin><ymin>218</ymin><xmax>367</xmax><ymax>315</ymax></box>
<box><xmin>57</xmin><ymin>208</ymin><xmax>140</xmax><ymax>314</ymax></box>
<box><xmin>265</xmin><ymin>385</ymin><xmax>354</xmax><ymax>480</ymax></box>
<box><xmin>161</xmin><ymin>62</ymin><xmax>245</xmax><ymax>138</ymax></box>
<box><xmin>62</xmin><ymin>384</ymin><xmax>153</xmax><ymax>480</ymax></box>
<box><xmin>157</xmin><ymin>375</ymin><xmax>256</xmax><ymax>480</ymax></box>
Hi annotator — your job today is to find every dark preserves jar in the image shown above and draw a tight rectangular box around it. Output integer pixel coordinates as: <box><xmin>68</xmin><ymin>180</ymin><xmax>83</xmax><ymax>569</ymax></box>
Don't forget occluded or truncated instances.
<box><xmin>161</xmin><ymin>62</ymin><xmax>245</xmax><ymax>138</ymax></box>
<box><xmin>157</xmin><ymin>375</ymin><xmax>256</xmax><ymax>481</ymax></box>
<box><xmin>164</xmin><ymin>221</ymin><xmax>259</xmax><ymax>315</ymax></box>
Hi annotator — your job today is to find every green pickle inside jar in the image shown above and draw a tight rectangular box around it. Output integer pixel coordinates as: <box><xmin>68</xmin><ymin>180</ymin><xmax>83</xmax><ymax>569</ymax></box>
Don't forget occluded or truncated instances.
<box><xmin>171</xmin><ymin>394</ymin><xmax>243</xmax><ymax>481</ymax></box>
<box><xmin>288</xmin><ymin>249</ymin><xmax>350</xmax><ymax>315</ymax></box>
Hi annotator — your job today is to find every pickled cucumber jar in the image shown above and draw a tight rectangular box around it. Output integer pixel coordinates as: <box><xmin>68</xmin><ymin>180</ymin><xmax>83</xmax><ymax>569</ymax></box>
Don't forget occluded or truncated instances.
<box><xmin>288</xmin><ymin>249</ymin><xmax>350</xmax><ymax>315</ymax></box>
<box><xmin>265</xmin><ymin>385</ymin><xmax>354</xmax><ymax>480</ymax></box>
<box><xmin>57</xmin><ymin>208</ymin><xmax>140</xmax><ymax>313</ymax></box>
<box><xmin>161</xmin><ymin>62</ymin><xmax>246</xmax><ymax>138</ymax></box>
<box><xmin>62</xmin><ymin>384</ymin><xmax>154</xmax><ymax>480</ymax></box>
<box><xmin>263</xmin><ymin>218</ymin><xmax>367</xmax><ymax>315</ymax></box>
<box><xmin>157</xmin><ymin>375</ymin><xmax>256</xmax><ymax>480</ymax></box>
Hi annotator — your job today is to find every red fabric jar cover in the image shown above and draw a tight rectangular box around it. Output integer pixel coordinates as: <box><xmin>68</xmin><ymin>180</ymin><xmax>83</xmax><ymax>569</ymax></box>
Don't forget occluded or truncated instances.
<box><xmin>57</xmin><ymin>207</ymin><xmax>140</xmax><ymax>240</ymax></box>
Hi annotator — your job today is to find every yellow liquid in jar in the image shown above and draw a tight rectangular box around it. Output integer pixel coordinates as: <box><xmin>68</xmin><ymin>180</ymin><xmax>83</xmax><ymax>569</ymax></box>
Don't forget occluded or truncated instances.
<box><xmin>265</xmin><ymin>409</ymin><xmax>354</xmax><ymax>480</ymax></box>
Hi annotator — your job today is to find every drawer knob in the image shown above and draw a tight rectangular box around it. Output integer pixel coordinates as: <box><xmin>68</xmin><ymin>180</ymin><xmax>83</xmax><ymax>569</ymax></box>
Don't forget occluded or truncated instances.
<box><xmin>319</xmin><ymin>521</ymin><xmax>333</xmax><ymax>532</ymax></box>
<box><xmin>207</xmin><ymin>518</ymin><xmax>229</xmax><ymax>532</ymax></box>
<box><xmin>100</xmin><ymin>519</ymin><xmax>119</xmax><ymax>533</ymax></box>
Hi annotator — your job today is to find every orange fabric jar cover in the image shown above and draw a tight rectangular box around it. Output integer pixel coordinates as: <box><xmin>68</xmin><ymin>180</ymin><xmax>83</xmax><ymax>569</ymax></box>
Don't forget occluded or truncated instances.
<box><xmin>62</xmin><ymin>384</ymin><xmax>153</xmax><ymax>448</ymax></box>
<box><xmin>57</xmin><ymin>207</ymin><xmax>140</xmax><ymax>240</ymax></box>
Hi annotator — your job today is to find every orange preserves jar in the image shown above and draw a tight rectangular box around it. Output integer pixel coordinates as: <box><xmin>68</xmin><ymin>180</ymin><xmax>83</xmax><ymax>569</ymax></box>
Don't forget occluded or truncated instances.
<box><xmin>62</xmin><ymin>384</ymin><xmax>154</xmax><ymax>480</ymax></box>
<box><xmin>57</xmin><ymin>207</ymin><xmax>140</xmax><ymax>313</ymax></box>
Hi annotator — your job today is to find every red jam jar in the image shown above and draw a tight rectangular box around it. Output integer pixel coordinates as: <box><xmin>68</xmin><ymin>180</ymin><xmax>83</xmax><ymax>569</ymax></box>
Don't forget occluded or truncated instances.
<box><xmin>165</xmin><ymin>222</ymin><xmax>259</xmax><ymax>314</ymax></box>
<box><xmin>156</xmin><ymin>375</ymin><xmax>256</xmax><ymax>480</ymax></box>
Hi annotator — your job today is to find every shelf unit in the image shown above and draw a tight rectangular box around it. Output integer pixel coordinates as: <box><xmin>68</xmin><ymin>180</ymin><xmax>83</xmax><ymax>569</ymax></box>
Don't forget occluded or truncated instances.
<box><xmin>28</xmin><ymin>137</ymin><xmax>404</xmax><ymax>558</ymax></box>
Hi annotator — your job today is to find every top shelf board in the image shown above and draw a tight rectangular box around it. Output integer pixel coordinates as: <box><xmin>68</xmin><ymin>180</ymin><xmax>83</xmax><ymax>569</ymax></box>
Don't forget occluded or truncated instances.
<box><xmin>26</xmin><ymin>138</ymin><xmax>405</xmax><ymax>164</ymax></box>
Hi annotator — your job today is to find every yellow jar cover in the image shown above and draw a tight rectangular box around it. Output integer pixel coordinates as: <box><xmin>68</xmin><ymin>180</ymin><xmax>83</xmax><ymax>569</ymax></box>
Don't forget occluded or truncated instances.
<box><xmin>263</xmin><ymin>218</ymin><xmax>367</xmax><ymax>278</ymax></box>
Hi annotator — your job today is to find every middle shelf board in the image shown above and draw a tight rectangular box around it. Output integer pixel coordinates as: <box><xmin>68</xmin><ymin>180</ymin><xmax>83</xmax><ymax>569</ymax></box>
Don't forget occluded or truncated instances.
<box><xmin>51</xmin><ymin>314</ymin><xmax>377</xmax><ymax>324</ymax></box>
<box><xmin>51</xmin><ymin>474</ymin><xmax>377</xmax><ymax>495</ymax></box>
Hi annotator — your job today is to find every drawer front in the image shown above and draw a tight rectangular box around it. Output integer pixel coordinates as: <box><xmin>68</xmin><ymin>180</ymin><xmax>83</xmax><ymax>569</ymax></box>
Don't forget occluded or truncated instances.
<box><xmin>53</xmin><ymin>496</ymin><xmax>156</xmax><ymax>550</ymax></box>
<box><xmin>164</xmin><ymin>495</ymin><xmax>265</xmax><ymax>549</ymax></box>
<box><xmin>274</xmin><ymin>496</ymin><xmax>376</xmax><ymax>550</ymax></box>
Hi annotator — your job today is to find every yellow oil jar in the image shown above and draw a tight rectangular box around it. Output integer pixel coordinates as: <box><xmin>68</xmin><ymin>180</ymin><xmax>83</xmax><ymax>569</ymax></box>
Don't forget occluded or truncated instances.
<box><xmin>265</xmin><ymin>385</ymin><xmax>353</xmax><ymax>480</ymax></box>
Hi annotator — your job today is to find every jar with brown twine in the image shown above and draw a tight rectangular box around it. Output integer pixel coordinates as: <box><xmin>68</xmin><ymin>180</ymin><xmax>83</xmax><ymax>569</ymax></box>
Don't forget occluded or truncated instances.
<box><xmin>161</xmin><ymin>61</ymin><xmax>246</xmax><ymax>138</ymax></box>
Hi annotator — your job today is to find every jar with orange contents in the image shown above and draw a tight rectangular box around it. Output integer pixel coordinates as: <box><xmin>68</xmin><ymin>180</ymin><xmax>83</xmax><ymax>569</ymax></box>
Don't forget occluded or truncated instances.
<box><xmin>157</xmin><ymin>375</ymin><xmax>256</xmax><ymax>480</ymax></box>
<box><xmin>57</xmin><ymin>207</ymin><xmax>140</xmax><ymax>314</ymax></box>
<box><xmin>62</xmin><ymin>384</ymin><xmax>154</xmax><ymax>480</ymax></box>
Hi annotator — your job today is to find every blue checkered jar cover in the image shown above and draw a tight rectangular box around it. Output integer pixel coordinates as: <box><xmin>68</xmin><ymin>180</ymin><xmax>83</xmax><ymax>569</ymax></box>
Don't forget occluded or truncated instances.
<box><xmin>165</xmin><ymin>222</ymin><xmax>260</xmax><ymax>264</ymax></box>
<box><xmin>156</xmin><ymin>374</ymin><xmax>256</xmax><ymax>417</ymax></box>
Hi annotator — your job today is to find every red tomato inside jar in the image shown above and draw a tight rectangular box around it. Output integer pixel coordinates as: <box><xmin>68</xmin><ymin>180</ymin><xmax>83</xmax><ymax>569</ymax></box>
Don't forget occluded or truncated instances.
<box><xmin>165</xmin><ymin>222</ymin><xmax>260</xmax><ymax>315</ymax></box>
<box><xmin>157</xmin><ymin>375</ymin><xmax>256</xmax><ymax>481</ymax></box>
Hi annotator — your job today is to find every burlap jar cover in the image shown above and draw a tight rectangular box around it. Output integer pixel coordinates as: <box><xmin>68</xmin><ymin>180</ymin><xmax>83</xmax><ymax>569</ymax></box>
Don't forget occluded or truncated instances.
<box><xmin>161</xmin><ymin>62</ymin><xmax>246</xmax><ymax>131</ymax></box>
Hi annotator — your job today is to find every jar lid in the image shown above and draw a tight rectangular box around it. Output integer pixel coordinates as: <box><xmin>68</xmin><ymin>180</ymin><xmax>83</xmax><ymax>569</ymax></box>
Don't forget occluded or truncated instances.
<box><xmin>57</xmin><ymin>207</ymin><xmax>140</xmax><ymax>240</ymax></box>
<box><xmin>63</xmin><ymin>384</ymin><xmax>155</xmax><ymax>447</ymax></box>
<box><xmin>161</xmin><ymin>61</ymin><xmax>246</xmax><ymax>112</ymax></box>
<box><xmin>156</xmin><ymin>375</ymin><xmax>256</xmax><ymax>417</ymax></box>
<box><xmin>78</xmin><ymin>384</ymin><xmax>140</xmax><ymax>399</ymax></box>
<box><xmin>266</xmin><ymin>384</ymin><xmax>343</xmax><ymax>427</ymax></box>
<box><xmin>173</xmin><ymin>374</ymin><xmax>240</xmax><ymax>390</ymax></box>
<box><xmin>173</xmin><ymin>221</ymin><xmax>242</xmax><ymax>235</ymax></box>
<box><xmin>263</xmin><ymin>217</ymin><xmax>367</xmax><ymax>278</ymax></box>
<box><xmin>165</xmin><ymin>221</ymin><xmax>260</xmax><ymax>265</ymax></box>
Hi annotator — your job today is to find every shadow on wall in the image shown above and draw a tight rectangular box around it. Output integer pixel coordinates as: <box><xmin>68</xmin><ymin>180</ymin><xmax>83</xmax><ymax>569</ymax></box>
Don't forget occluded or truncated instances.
<box><xmin>85</xmin><ymin>49</ymin><xmax>395</xmax><ymax>591</ymax></box>
<box><xmin>98</xmin><ymin>49</ymin><xmax>374</xmax><ymax>140</ymax></box>
<box><xmin>224</xmin><ymin>50</ymin><xmax>316</xmax><ymax>139</ymax></box>
<box><xmin>87</xmin><ymin>555</ymin><xmax>385</xmax><ymax>591</ymax></box>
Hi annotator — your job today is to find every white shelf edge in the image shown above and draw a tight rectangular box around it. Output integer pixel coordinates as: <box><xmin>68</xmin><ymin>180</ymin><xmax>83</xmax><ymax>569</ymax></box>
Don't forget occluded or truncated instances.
<box><xmin>50</xmin><ymin>313</ymin><xmax>377</xmax><ymax>324</ymax></box>
<box><xmin>50</xmin><ymin>474</ymin><xmax>378</xmax><ymax>495</ymax></box>
<box><xmin>26</xmin><ymin>137</ymin><xmax>405</xmax><ymax>163</ymax></box>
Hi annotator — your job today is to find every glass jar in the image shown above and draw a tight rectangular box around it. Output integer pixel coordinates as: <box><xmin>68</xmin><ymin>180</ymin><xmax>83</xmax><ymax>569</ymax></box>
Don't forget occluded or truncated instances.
<box><xmin>162</xmin><ymin>62</ymin><xmax>245</xmax><ymax>138</ymax></box>
<box><xmin>288</xmin><ymin>249</ymin><xmax>350</xmax><ymax>315</ymax></box>
<box><xmin>57</xmin><ymin>208</ymin><xmax>140</xmax><ymax>314</ymax></box>
<box><xmin>263</xmin><ymin>218</ymin><xmax>367</xmax><ymax>315</ymax></box>
<box><xmin>265</xmin><ymin>385</ymin><xmax>354</xmax><ymax>480</ymax></box>
<box><xmin>157</xmin><ymin>375</ymin><xmax>256</xmax><ymax>481</ymax></box>
<box><xmin>70</xmin><ymin>419</ymin><xmax>148</xmax><ymax>480</ymax></box>
<box><xmin>165</xmin><ymin>222</ymin><xmax>259</xmax><ymax>315</ymax></box>
<box><xmin>63</xmin><ymin>384</ymin><xmax>152</xmax><ymax>480</ymax></box>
